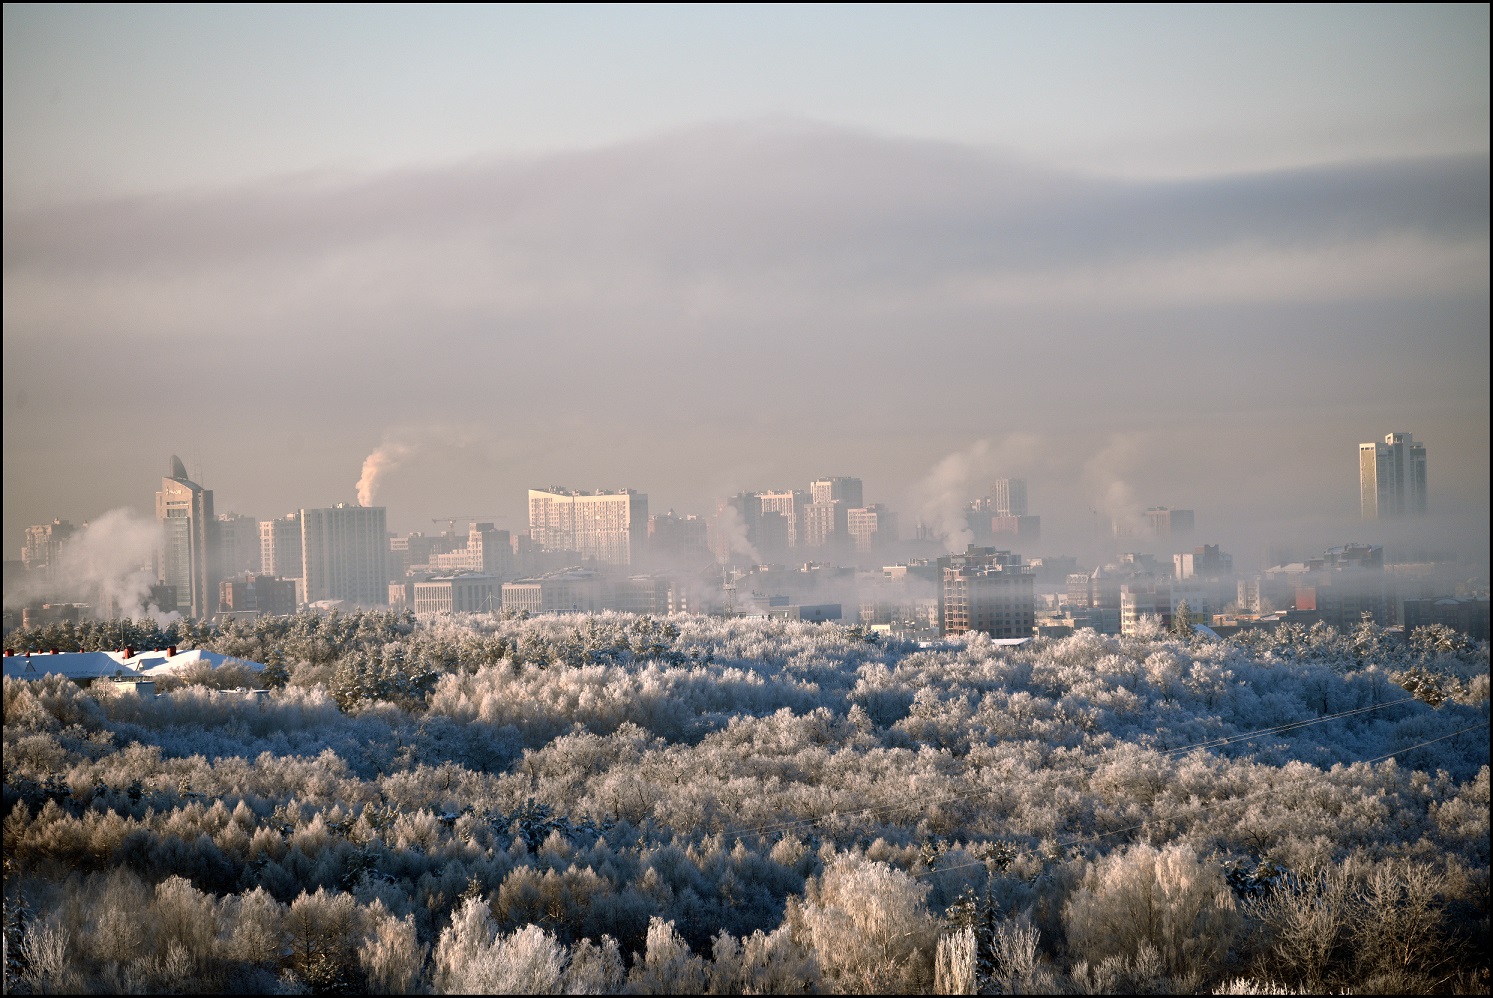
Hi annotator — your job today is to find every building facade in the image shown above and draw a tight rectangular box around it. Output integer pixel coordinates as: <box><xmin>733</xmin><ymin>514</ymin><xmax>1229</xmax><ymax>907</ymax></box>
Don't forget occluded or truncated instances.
<box><xmin>528</xmin><ymin>488</ymin><xmax>648</xmax><ymax>566</ymax></box>
<box><xmin>413</xmin><ymin>575</ymin><xmax>499</xmax><ymax>615</ymax></box>
<box><xmin>847</xmin><ymin>504</ymin><xmax>897</xmax><ymax>555</ymax></box>
<box><xmin>990</xmin><ymin>478</ymin><xmax>1028</xmax><ymax>517</ymax></box>
<box><xmin>157</xmin><ymin>456</ymin><xmax>216</xmax><ymax>619</ymax></box>
<box><xmin>301</xmin><ymin>504</ymin><xmax>388</xmax><ymax>606</ymax></box>
<box><xmin>432</xmin><ymin>523</ymin><xmax>514</xmax><ymax>576</ymax></box>
<box><xmin>1145</xmin><ymin>507</ymin><xmax>1195</xmax><ymax>538</ymax></box>
<box><xmin>215</xmin><ymin>513</ymin><xmax>261</xmax><ymax>578</ymax></box>
<box><xmin>810</xmin><ymin>477</ymin><xmax>864</xmax><ymax>509</ymax></box>
<box><xmin>1360</xmin><ymin>432</ymin><xmax>1428</xmax><ymax>518</ymax></box>
<box><xmin>259</xmin><ymin>513</ymin><xmax>303</xmax><ymax>579</ymax></box>
<box><xmin>22</xmin><ymin>519</ymin><xmax>76</xmax><ymax>581</ymax></box>
<box><xmin>938</xmin><ymin>546</ymin><xmax>1034</xmax><ymax>638</ymax></box>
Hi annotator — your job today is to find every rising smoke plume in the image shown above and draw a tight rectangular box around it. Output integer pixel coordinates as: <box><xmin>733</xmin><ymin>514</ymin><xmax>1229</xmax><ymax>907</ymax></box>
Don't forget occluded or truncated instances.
<box><xmin>914</xmin><ymin>441</ymin><xmax>992</xmax><ymax>554</ymax></box>
<box><xmin>356</xmin><ymin>439</ymin><xmax>416</xmax><ymax>507</ymax></box>
<box><xmin>713</xmin><ymin>504</ymin><xmax>760</xmax><ymax>565</ymax></box>
<box><xmin>3</xmin><ymin>508</ymin><xmax>179</xmax><ymax>623</ymax></box>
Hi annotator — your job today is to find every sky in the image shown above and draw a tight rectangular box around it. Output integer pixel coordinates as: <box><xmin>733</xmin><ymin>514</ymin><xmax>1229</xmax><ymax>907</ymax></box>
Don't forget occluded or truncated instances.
<box><xmin>3</xmin><ymin>3</ymin><xmax>1489</xmax><ymax>571</ymax></box>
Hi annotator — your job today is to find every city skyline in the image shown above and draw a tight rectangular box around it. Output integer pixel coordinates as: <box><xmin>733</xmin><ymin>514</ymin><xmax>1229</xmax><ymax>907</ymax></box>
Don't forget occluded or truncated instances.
<box><xmin>6</xmin><ymin>435</ymin><xmax>1478</xmax><ymax>612</ymax></box>
<box><xmin>3</xmin><ymin>6</ymin><xmax>1488</xmax><ymax>581</ymax></box>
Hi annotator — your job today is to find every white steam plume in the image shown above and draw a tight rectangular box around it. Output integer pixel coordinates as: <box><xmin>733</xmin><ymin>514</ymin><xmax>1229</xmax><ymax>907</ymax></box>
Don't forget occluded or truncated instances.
<box><xmin>1084</xmin><ymin>434</ymin><xmax>1145</xmax><ymax>541</ymax></box>
<box><xmin>4</xmin><ymin>508</ymin><xmax>180</xmax><ymax>623</ymax></box>
<box><xmin>915</xmin><ymin>441</ymin><xmax>991</xmax><ymax>554</ymax></box>
<box><xmin>356</xmin><ymin>440</ymin><xmax>415</xmax><ymax>507</ymax></box>
<box><xmin>713</xmin><ymin>504</ymin><xmax>760</xmax><ymax>564</ymax></box>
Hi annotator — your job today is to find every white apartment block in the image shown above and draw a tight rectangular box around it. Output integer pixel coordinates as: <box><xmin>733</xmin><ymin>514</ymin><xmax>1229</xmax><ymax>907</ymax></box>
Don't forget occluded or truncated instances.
<box><xmin>528</xmin><ymin>488</ymin><xmax>648</xmax><ymax>566</ymax></box>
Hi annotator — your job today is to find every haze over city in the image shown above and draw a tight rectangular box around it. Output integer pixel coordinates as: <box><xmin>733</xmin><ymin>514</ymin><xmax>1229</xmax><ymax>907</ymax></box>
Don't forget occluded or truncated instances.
<box><xmin>4</xmin><ymin>10</ymin><xmax>1491</xmax><ymax>997</ymax></box>
<box><xmin>4</xmin><ymin>4</ymin><xmax>1489</xmax><ymax>571</ymax></box>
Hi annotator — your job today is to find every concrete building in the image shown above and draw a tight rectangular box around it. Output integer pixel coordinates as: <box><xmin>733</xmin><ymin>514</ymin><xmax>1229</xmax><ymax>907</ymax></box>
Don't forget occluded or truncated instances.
<box><xmin>215</xmin><ymin>513</ymin><xmax>261</xmax><ymax>578</ymax></box>
<box><xmin>757</xmin><ymin>490</ymin><xmax>808</xmax><ymax>551</ymax></box>
<box><xmin>648</xmin><ymin>511</ymin><xmax>710</xmax><ymax>567</ymax></box>
<box><xmin>432</xmin><ymin>523</ymin><xmax>514</xmax><ymax>576</ymax></box>
<box><xmin>157</xmin><ymin>456</ymin><xmax>216</xmax><ymax>619</ymax></box>
<box><xmin>991</xmin><ymin>515</ymin><xmax>1041</xmax><ymax>543</ymax></box>
<box><xmin>21</xmin><ymin>519</ymin><xmax>76</xmax><ymax>582</ymax></box>
<box><xmin>502</xmin><ymin>569</ymin><xmax>607</xmax><ymax>614</ymax></box>
<box><xmin>259</xmin><ymin>513</ymin><xmax>303</xmax><ymax>579</ymax></box>
<box><xmin>810</xmin><ymin>477</ymin><xmax>864</xmax><ymax>509</ymax></box>
<box><xmin>990</xmin><ymin>478</ymin><xmax>1028</xmax><ymax>517</ymax></box>
<box><xmin>939</xmin><ymin>546</ymin><xmax>1034</xmax><ymax>638</ymax></box>
<box><xmin>529</xmin><ymin>488</ymin><xmax>648</xmax><ymax>566</ymax></box>
<box><xmin>1145</xmin><ymin>507</ymin><xmax>1195</xmax><ymax>539</ymax></box>
<box><xmin>1402</xmin><ymin>596</ymin><xmax>1490</xmax><ymax>642</ymax></box>
<box><xmin>847</xmin><ymin>505</ymin><xmax>897</xmax><ymax>555</ymax></box>
<box><xmin>801</xmin><ymin>500</ymin><xmax>847</xmax><ymax>550</ymax></box>
<box><xmin>413</xmin><ymin>574</ymin><xmax>499</xmax><ymax>615</ymax></box>
<box><xmin>612</xmin><ymin>575</ymin><xmax>675</xmax><ymax>614</ymax></box>
<box><xmin>301</xmin><ymin>504</ymin><xmax>389</xmax><ymax>606</ymax></box>
<box><xmin>218</xmin><ymin>575</ymin><xmax>297</xmax><ymax>617</ymax></box>
<box><xmin>1360</xmin><ymin>432</ymin><xmax>1428</xmax><ymax>518</ymax></box>
<box><xmin>1174</xmin><ymin>545</ymin><xmax>1233</xmax><ymax>580</ymax></box>
<box><xmin>1120</xmin><ymin>578</ymin><xmax>1211</xmax><ymax>636</ymax></box>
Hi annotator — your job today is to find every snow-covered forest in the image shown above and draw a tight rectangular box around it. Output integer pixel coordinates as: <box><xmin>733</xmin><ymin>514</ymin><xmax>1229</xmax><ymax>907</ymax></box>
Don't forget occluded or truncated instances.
<box><xmin>3</xmin><ymin>611</ymin><xmax>1488</xmax><ymax>994</ymax></box>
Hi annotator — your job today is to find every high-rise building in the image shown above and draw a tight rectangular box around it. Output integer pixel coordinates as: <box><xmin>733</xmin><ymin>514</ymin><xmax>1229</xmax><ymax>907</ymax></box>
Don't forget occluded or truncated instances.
<box><xmin>991</xmin><ymin>515</ymin><xmax>1041</xmax><ymax>543</ymax></box>
<box><xmin>528</xmin><ymin>488</ymin><xmax>648</xmax><ymax>566</ymax></box>
<box><xmin>156</xmin><ymin>456</ymin><xmax>216</xmax><ymax>619</ymax></box>
<box><xmin>215</xmin><ymin>513</ymin><xmax>261</xmax><ymax>578</ymax></box>
<box><xmin>990</xmin><ymin>479</ymin><xmax>1028</xmax><ymax>517</ymax></box>
<box><xmin>938</xmin><ymin>546</ymin><xmax>1034</xmax><ymax>638</ymax></box>
<box><xmin>648</xmin><ymin>511</ymin><xmax>710</xmax><ymax>566</ymax></box>
<box><xmin>1359</xmin><ymin>432</ymin><xmax>1428</xmax><ymax>518</ymax></box>
<box><xmin>1174</xmin><ymin>544</ymin><xmax>1233</xmax><ymax>580</ymax></box>
<box><xmin>259</xmin><ymin>513</ymin><xmax>303</xmax><ymax>579</ymax></box>
<box><xmin>301</xmin><ymin>504</ymin><xmax>388</xmax><ymax>606</ymax></box>
<box><xmin>22</xmin><ymin>519</ymin><xmax>76</xmax><ymax>581</ymax></box>
<box><xmin>810</xmin><ymin>477</ymin><xmax>864</xmax><ymax>509</ymax></box>
<box><xmin>847</xmin><ymin>505</ymin><xmax>897</xmax><ymax>555</ymax></box>
<box><xmin>432</xmin><ymin>523</ymin><xmax>514</xmax><ymax>576</ymax></box>
<box><xmin>1145</xmin><ymin>507</ymin><xmax>1195</xmax><ymax>538</ymax></box>
<box><xmin>801</xmin><ymin>501</ymin><xmax>847</xmax><ymax>550</ymax></box>
<box><xmin>756</xmin><ymin>491</ymin><xmax>808</xmax><ymax>551</ymax></box>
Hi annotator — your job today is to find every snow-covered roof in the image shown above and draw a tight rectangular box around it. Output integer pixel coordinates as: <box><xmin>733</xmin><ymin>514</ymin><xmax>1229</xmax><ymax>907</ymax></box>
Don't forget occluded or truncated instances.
<box><xmin>2</xmin><ymin>648</ymin><xmax>264</xmax><ymax>681</ymax></box>
<box><xmin>135</xmin><ymin>648</ymin><xmax>263</xmax><ymax>676</ymax></box>
<box><xmin>3</xmin><ymin>651</ymin><xmax>133</xmax><ymax>681</ymax></box>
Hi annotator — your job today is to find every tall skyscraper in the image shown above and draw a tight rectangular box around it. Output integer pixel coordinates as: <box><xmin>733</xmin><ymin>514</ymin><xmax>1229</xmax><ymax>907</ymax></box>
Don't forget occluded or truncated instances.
<box><xmin>810</xmin><ymin>477</ymin><xmax>864</xmax><ymax>509</ymax></box>
<box><xmin>990</xmin><ymin>478</ymin><xmax>1028</xmax><ymax>517</ymax></box>
<box><xmin>1360</xmin><ymin>432</ymin><xmax>1428</xmax><ymax>518</ymax></box>
<box><xmin>156</xmin><ymin>456</ymin><xmax>215</xmax><ymax>618</ymax></box>
<box><xmin>528</xmin><ymin>488</ymin><xmax>648</xmax><ymax>566</ymax></box>
<box><xmin>22</xmin><ymin>519</ymin><xmax>76</xmax><ymax>582</ymax></box>
<box><xmin>756</xmin><ymin>490</ymin><xmax>808</xmax><ymax>551</ymax></box>
<box><xmin>259</xmin><ymin>513</ymin><xmax>303</xmax><ymax>578</ymax></box>
<box><xmin>215</xmin><ymin>512</ymin><xmax>261</xmax><ymax>578</ymax></box>
<box><xmin>301</xmin><ymin>504</ymin><xmax>389</xmax><ymax>605</ymax></box>
<box><xmin>847</xmin><ymin>504</ymin><xmax>897</xmax><ymax>554</ymax></box>
<box><xmin>1145</xmin><ymin>507</ymin><xmax>1195</xmax><ymax>538</ymax></box>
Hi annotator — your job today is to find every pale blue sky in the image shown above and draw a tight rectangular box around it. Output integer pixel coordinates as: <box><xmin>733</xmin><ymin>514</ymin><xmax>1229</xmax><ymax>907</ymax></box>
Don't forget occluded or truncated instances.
<box><xmin>5</xmin><ymin>4</ymin><xmax>1488</xmax><ymax>207</ymax></box>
